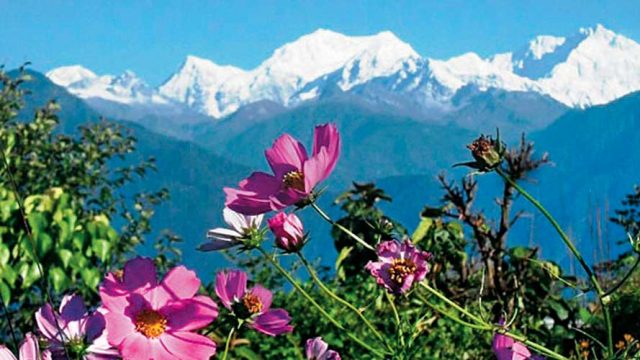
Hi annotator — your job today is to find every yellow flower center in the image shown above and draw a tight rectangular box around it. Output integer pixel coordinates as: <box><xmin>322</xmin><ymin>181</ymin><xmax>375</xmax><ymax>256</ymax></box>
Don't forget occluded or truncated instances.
<box><xmin>388</xmin><ymin>258</ymin><xmax>417</xmax><ymax>284</ymax></box>
<box><xmin>242</xmin><ymin>293</ymin><xmax>263</xmax><ymax>315</ymax></box>
<box><xmin>135</xmin><ymin>309</ymin><xmax>167</xmax><ymax>339</ymax></box>
<box><xmin>113</xmin><ymin>269</ymin><xmax>124</xmax><ymax>282</ymax></box>
<box><xmin>282</xmin><ymin>171</ymin><xmax>305</xmax><ymax>192</ymax></box>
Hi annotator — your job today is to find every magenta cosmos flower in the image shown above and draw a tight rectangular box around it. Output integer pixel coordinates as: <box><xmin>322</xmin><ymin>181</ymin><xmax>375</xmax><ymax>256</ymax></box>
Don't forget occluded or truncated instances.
<box><xmin>268</xmin><ymin>212</ymin><xmax>305</xmax><ymax>252</ymax></box>
<box><xmin>215</xmin><ymin>270</ymin><xmax>293</xmax><ymax>336</ymax></box>
<box><xmin>224</xmin><ymin>123</ymin><xmax>341</xmax><ymax>215</ymax></box>
<box><xmin>493</xmin><ymin>333</ymin><xmax>544</xmax><ymax>360</ymax></box>
<box><xmin>36</xmin><ymin>294</ymin><xmax>118</xmax><ymax>359</ymax></box>
<box><xmin>0</xmin><ymin>333</ymin><xmax>50</xmax><ymax>360</ymax></box>
<box><xmin>99</xmin><ymin>257</ymin><xmax>218</xmax><ymax>360</ymax></box>
<box><xmin>306</xmin><ymin>337</ymin><xmax>341</xmax><ymax>360</ymax></box>
<box><xmin>365</xmin><ymin>240</ymin><xmax>431</xmax><ymax>295</ymax></box>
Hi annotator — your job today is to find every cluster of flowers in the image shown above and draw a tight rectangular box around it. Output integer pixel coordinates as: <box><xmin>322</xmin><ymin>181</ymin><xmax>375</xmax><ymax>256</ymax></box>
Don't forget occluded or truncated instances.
<box><xmin>0</xmin><ymin>257</ymin><xmax>340</xmax><ymax>359</ymax></box>
<box><xmin>0</xmin><ymin>124</ymin><xmax>541</xmax><ymax>359</ymax></box>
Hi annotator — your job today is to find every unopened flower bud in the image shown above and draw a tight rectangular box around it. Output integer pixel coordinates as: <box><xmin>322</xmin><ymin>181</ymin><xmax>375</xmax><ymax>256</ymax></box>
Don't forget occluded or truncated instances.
<box><xmin>268</xmin><ymin>212</ymin><xmax>306</xmax><ymax>253</ymax></box>
<box><xmin>467</xmin><ymin>134</ymin><xmax>504</xmax><ymax>170</ymax></box>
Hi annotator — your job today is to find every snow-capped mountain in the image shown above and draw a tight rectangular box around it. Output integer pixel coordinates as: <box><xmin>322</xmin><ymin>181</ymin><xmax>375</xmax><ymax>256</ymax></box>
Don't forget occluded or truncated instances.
<box><xmin>47</xmin><ymin>65</ymin><xmax>170</xmax><ymax>105</ymax></box>
<box><xmin>47</xmin><ymin>24</ymin><xmax>640</xmax><ymax>119</ymax></box>
<box><xmin>158</xmin><ymin>29</ymin><xmax>419</xmax><ymax>117</ymax></box>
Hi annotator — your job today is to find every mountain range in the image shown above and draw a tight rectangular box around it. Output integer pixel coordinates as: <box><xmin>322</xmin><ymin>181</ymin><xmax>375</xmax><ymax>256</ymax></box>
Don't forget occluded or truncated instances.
<box><xmin>45</xmin><ymin>25</ymin><xmax>640</xmax><ymax>132</ymax></box>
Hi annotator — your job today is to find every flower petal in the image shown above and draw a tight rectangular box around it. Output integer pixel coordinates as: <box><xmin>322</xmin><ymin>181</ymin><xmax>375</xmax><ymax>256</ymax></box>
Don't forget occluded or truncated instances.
<box><xmin>36</xmin><ymin>303</ymin><xmax>63</xmax><ymax>342</ymax></box>
<box><xmin>104</xmin><ymin>311</ymin><xmax>136</xmax><ymax>347</ymax></box>
<box><xmin>250</xmin><ymin>285</ymin><xmax>273</xmax><ymax>311</ymax></box>
<box><xmin>0</xmin><ymin>346</ymin><xmax>17</xmax><ymax>360</ymax></box>
<box><xmin>18</xmin><ymin>333</ymin><xmax>40</xmax><ymax>360</ymax></box>
<box><xmin>118</xmin><ymin>333</ymin><xmax>172</xmax><ymax>360</ymax></box>
<box><xmin>160</xmin><ymin>331</ymin><xmax>217</xmax><ymax>360</ymax></box>
<box><xmin>198</xmin><ymin>239</ymin><xmax>237</xmax><ymax>252</ymax></box>
<box><xmin>223</xmin><ymin>207</ymin><xmax>249</xmax><ymax>233</ymax></box>
<box><xmin>162</xmin><ymin>296</ymin><xmax>219</xmax><ymax>332</ymax></box>
<box><xmin>59</xmin><ymin>294</ymin><xmax>87</xmax><ymax>323</ymax></box>
<box><xmin>305</xmin><ymin>337</ymin><xmax>328</xmax><ymax>359</ymax></box>
<box><xmin>215</xmin><ymin>270</ymin><xmax>247</xmax><ymax>309</ymax></box>
<box><xmin>152</xmin><ymin>266</ymin><xmax>201</xmax><ymax>306</ymax></box>
<box><xmin>206</xmin><ymin>227</ymin><xmax>242</xmax><ymax>241</ymax></box>
<box><xmin>252</xmin><ymin>308</ymin><xmax>293</xmax><ymax>336</ymax></box>
<box><xmin>265</xmin><ymin>133</ymin><xmax>308</xmax><ymax>177</ymax></box>
<box><xmin>225</xmin><ymin>172</ymin><xmax>282</xmax><ymax>215</ymax></box>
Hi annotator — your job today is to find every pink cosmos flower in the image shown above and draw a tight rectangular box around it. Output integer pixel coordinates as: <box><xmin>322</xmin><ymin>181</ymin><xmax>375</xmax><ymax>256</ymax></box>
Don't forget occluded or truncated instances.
<box><xmin>492</xmin><ymin>333</ymin><xmax>544</xmax><ymax>360</ymax></box>
<box><xmin>36</xmin><ymin>294</ymin><xmax>118</xmax><ymax>359</ymax></box>
<box><xmin>365</xmin><ymin>240</ymin><xmax>432</xmax><ymax>295</ymax></box>
<box><xmin>224</xmin><ymin>123</ymin><xmax>341</xmax><ymax>215</ymax></box>
<box><xmin>0</xmin><ymin>333</ymin><xmax>51</xmax><ymax>360</ymax></box>
<box><xmin>215</xmin><ymin>270</ymin><xmax>293</xmax><ymax>336</ymax></box>
<box><xmin>305</xmin><ymin>337</ymin><xmax>341</xmax><ymax>360</ymax></box>
<box><xmin>100</xmin><ymin>258</ymin><xmax>219</xmax><ymax>360</ymax></box>
<box><xmin>268</xmin><ymin>212</ymin><xmax>305</xmax><ymax>252</ymax></box>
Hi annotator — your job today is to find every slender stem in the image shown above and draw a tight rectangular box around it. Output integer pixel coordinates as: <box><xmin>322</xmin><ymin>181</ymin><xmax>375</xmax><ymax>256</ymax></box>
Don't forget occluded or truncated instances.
<box><xmin>385</xmin><ymin>292</ymin><xmax>405</xmax><ymax>348</ymax></box>
<box><xmin>296</xmin><ymin>252</ymin><xmax>390</xmax><ymax>350</ymax></box>
<box><xmin>221</xmin><ymin>326</ymin><xmax>235</xmax><ymax>360</ymax></box>
<box><xmin>0</xmin><ymin>145</ymin><xmax>72</xmax><ymax>360</ymax></box>
<box><xmin>257</xmin><ymin>247</ymin><xmax>389</xmax><ymax>358</ymax></box>
<box><xmin>603</xmin><ymin>254</ymin><xmax>640</xmax><ymax>297</ymax></box>
<box><xmin>420</xmin><ymin>282</ymin><xmax>568</xmax><ymax>360</ymax></box>
<box><xmin>0</xmin><ymin>299</ymin><xmax>18</xmax><ymax>352</ymax></box>
<box><xmin>495</xmin><ymin>167</ymin><xmax>613</xmax><ymax>356</ymax></box>
<box><xmin>310</xmin><ymin>202</ymin><xmax>375</xmax><ymax>251</ymax></box>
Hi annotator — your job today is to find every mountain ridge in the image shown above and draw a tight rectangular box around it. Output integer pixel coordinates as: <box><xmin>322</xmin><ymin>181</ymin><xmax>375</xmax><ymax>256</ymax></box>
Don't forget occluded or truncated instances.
<box><xmin>46</xmin><ymin>24</ymin><xmax>640</xmax><ymax>121</ymax></box>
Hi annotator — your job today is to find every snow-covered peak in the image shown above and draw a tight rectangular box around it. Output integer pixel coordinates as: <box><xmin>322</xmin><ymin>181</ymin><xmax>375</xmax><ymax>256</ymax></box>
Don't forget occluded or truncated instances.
<box><xmin>525</xmin><ymin>36</ymin><xmax>567</xmax><ymax>60</ymax></box>
<box><xmin>157</xmin><ymin>55</ymin><xmax>245</xmax><ymax>116</ymax></box>
<box><xmin>257</xmin><ymin>29</ymin><xmax>419</xmax><ymax>83</ymax></box>
<box><xmin>46</xmin><ymin>65</ymin><xmax>97</xmax><ymax>87</ymax></box>
<box><xmin>535</xmin><ymin>24</ymin><xmax>640</xmax><ymax>107</ymax></box>
<box><xmin>47</xmin><ymin>66</ymin><xmax>169</xmax><ymax>105</ymax></box>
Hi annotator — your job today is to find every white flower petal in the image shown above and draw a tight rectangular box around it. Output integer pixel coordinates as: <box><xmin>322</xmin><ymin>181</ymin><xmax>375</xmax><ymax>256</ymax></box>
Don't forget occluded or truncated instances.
<box><xmin>223</xmin><ymin>207</ymin><xmax>249</xmax><ymax>233</ymax></box>
<box><xmin>207</xmin><ymin>227</ymin><xmax>242</xmax><ymax>241</ymax></box>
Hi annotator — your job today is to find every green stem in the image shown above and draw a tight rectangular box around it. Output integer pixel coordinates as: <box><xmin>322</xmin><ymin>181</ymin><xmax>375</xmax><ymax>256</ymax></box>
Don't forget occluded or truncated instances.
<box><xmin>310</xmin><ymin>202</ymin><xmax>375</xmax><ymax>251</ymax></box>
<box><xmin>495</xmin><ymin>167</ymin><xmax>613</xmax><ymax>356</ymax></box>
<box><xmin>603</xmin><ymin>254</ymin><xmax>640</xmax><ymax>297</ymax></box>
<box><xmin>221</xmin><ymin>326</ymin><xmax>235</xmax><ymax>360</ymax></box>
<box><xmin>296</xmin><ymin>252</ymin><xmax>391</xmax><ymax>350</ymax></box>
<box><xmin>385</xmin><ymin>292</ymin><xmax>405</xmax><ymax>348</ymax></box>
<box><xmin>420</xmin><ymin>282</ymin><xmax>568</xmax><ymax>360</ymax></box>
<box><xmin>257</xmin><ymin>247</ymin><xmax>389</xmax><ymax>358</ymax></box>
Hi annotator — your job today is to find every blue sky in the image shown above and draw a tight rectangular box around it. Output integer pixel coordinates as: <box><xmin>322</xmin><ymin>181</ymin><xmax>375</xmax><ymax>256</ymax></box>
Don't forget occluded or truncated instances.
<box><xmin>1</xmin><ymin>0</ymin><xmax>639</xmax><ymax>86</ymax></box>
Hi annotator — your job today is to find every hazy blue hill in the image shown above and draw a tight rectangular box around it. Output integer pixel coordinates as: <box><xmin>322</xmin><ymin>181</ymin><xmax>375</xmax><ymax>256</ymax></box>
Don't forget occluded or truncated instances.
<box><xmin>10</xmin><ymin>70</ymin><xmax>251</xmax><ymax>275</ymax></box>
<box><xmin>448</xmin><ymin>87</ymin><xmax>568</xmax><ymax>135</ymax></box>
<box><xmin>195</xmin><ymin>99</ymin><xmax>476</xmax><ymax>189</ymax></box>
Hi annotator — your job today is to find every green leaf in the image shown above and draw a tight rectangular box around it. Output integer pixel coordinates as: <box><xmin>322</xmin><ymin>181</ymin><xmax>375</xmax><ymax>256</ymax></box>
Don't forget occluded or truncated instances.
<box><xmin>18</xmin><ymin>262</ymin><xmax>41</xmax><ymax>288</ymax></box>
<box><xmin>412</xmin><ymin>217</ymin><xmax>433</xmax><ymax>244</ymax></box>
<box><xmin>58</xmin><ymin>249</ymin><xmax>73</xmax><ymax>269</ymax></box>
<box><xmin>0</xmin><ymin>280</ymin><xmax>10</xmax><ymax>305</ymax></box>
<box><xmin>49</xmin><ymin>267</ymin><xmax>71</xmax><ymax>293</ymax></box>
<box><xmin>91</xmin><ymin>239</ymin><xmax>111</xmax><ymax>263</ymax></box>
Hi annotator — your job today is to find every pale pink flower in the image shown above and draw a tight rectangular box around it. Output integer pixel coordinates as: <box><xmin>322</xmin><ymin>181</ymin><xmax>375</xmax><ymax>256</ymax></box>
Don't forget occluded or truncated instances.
<box><xmin>215</xmin><ymin>270</ymin><xmax>293</xmax><ymax>336</ymax></box>
<box><xmin>224</xmin><ymin>123</ymin><xmax>341</xmax><ymax>215</ymax></box>
<box><xmin>493</xmin><ymin>333</ymin><xmax>545</xmax><ymax>360</ymax></box>
<box><xmin>305</xmin><ymin>337</ymin><xmax>341</xmax><ymax>360</ymax></box>
<box><xmin>268</xmin><ymin>212</ymin><xmax>305</xmax><ymax>252</ymax></box>
<box><xmin>365</xmin><ymin>240</ymin><xmax>431</xmax><ymax>294</ymax></box>
<box><xmin>36</xmin><ymin>294</ymin><xmax>117</xmax><ymax>359</ymax></box>
<box><xmin>100</xmin><ymin>258</ymin><xmax>218</xmax><ymax>360</ymax></box>
<box><xmin>0</xmin><ymin>333</ymin><xmax>51</xmax><ymax>360</ymax></box>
